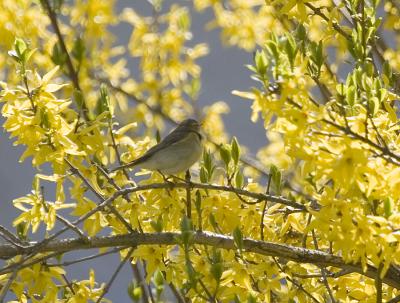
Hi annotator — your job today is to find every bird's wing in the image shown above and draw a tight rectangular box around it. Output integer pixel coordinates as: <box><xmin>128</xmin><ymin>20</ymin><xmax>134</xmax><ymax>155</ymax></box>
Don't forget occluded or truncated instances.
<box><xmin>130</xmin><ymin>129</ymin><xmax>185</xmax><ymax>165</ymax></box>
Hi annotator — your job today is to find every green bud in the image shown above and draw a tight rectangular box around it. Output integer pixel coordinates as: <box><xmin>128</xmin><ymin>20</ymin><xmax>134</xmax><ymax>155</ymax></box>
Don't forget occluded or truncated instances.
<box><xmin>127</xmin><ymin>281</ymin><xmax>142</xmax><ymax>302</ymax></box>
<box><xmin>254</xmin><ymin>50</ymin><xmax>268</xmax><ymax>76</ymax></box>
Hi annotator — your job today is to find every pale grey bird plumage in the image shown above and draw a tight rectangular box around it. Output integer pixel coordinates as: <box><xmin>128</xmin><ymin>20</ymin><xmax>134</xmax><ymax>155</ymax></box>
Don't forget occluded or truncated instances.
<box><xmin>112</xmin><ymin>119</ymin><xmax>203</xmax><ymax>174</ymax></box>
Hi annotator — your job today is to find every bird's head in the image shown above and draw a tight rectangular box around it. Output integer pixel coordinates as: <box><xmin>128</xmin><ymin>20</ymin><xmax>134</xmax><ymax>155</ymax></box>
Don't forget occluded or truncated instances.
<box><xmin>179</xmin><ymin>119</ymin><xmax>201</xmax><ymax>133</ymax></box>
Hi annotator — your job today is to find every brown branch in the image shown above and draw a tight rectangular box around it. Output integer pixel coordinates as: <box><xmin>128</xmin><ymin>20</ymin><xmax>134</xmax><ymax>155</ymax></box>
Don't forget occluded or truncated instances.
<box><xmin>1</xmin><ymin>231</ymin><xmax>400</xmax><ymax>289</ymax></box>
<box><xmin>130</xmin><ymin>262</ymin><xmax>152</xmax><ymax>303</ymax></box>
<box><xmin>0</xmin><ymin>268</ymin><xmax>18</xmax><ymax>303</ymax></box>
<box><xmin>376</xmin><ymin>262</ymin><xmax>383</xmax><ymax>303</ymax></box>
<box><xmin>0</xmin><ymin>225</ymin><xmax>27</xmax><ymax>250</ymax></box>
<box><xmin>40</xmin><ymin>0</ymin><xmax>90</xmax><ymax>121</ymax></box>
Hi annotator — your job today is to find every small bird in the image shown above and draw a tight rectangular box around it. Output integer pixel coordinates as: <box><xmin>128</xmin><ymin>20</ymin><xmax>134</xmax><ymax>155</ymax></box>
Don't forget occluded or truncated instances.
<box><xmin>112</xmin><ymin>119</ymin><xmax>203</xmax><ymax>175</ymax></box>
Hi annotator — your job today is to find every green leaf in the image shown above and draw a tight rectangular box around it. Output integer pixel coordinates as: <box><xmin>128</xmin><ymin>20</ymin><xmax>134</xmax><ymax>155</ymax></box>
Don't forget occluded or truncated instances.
<box><xmin>209</xmin><ymin>213</ymin><xmax>218</xmax><ymax>232</ymax></box>
<box><xmin>72</xmin><ymin>37</ymin><xmax>85</xmax><ymax>63</ymax></box>
<box><xmin>270</xmin><ymin>165</ymin><xmax>282</xmax><ymax>194</ymax></box>
<box><xmin>180</xmin><ymin>216</ymin><xmax>194</xmax><ymax>245</ymax></box>
<box><xmin>235</xmin><ymin>170</ymin><xmax>244</xmax><ymax>189</ymax></box>
<box><xmin>368</xmin><ymin>96</ymin><xmax>380</xmax><ymax>116</ymax></box>
<box><xmin>346</xmin><ymin>86</ymin><xmax>356</xmax><ymax>107</ymax></box>
<box><xmin>202</xmin><ymin>149</ymin><xmax>214</xmax><ymax>180</ymax></box>
<box><xmin>233</xmin><ymin>226</ymin><xmax>243</xmax><ymax>252</ymax></box>
<box><xmin>25</xmin><ymin>48</ymin><xmax>37</xmax><ymax>63</ymax></box>
<box><xmin>42</xmin><ymin>66</ymin><xmax>60</xmax><ymax>84</ymax></box>
<box><xmin>265</xmin><ymin>39</ymin><xmax>279</xmax><ymax>62</ymax></box>
<box><xmin>194</xmin><ymin>190</ymin><xmax>202</xmax><ymax>212</ymax></box>
<box><xmin>219</xmin><ymin>144</ymin><xmax>231</xmax><ymax>168</ymax></box>
<box><xmin>254</xmin><ymin>50</ymin><xmax>268</xmax><ymax>76</ymax></box>
<box><xmin>153</xmin><ymin>270</ymin><xmax>164</xmax><ymax>296</ymax></box>
<box><xmin>185</xmin><ymin>259</ymin><xmax>197</xmax><ymax>286</ymax></box>
<box><xmin>15</xmin><ymin>38</ymin><xmax>27</xmax><ymax>58</ymax></box>
<box><xmin>284</xmin><ymin>35</ymin><xmax>298</xmax><ymax>70</ymax></box>
<box><xmin>247</xmin><ymin>294</ymin><xmax>257</xmax><ymax>303</ymax></box>
<box><xmin>210</xmin><ymin>249</ymin><xmax>224</xmax><ymax>283</ymax></box>
<box><xmin>384</xmin><ymin>198</ymin><xmax>392</xmax><ymax>218</ymax></box>
<box><xmin>40</xmin><ymin>109</ymin><xmax>50</xmax><ymax>129</ymax></box>
<box><xmin>295</xmin><ymin>24</ymin><xmax>307</xmax><ymax>42</ymax></box>
<box><xmin>95</xmin><ymin>84</ymin><xmax>111</xmax><ymax>118</ymax></box>
<box><xmin>51</xmin><ymin>42</ymin><xmax>67</xmax><ymax>66</ymax></box>
<box><xmin>200</xmin><ymin>167</ymin><xmax>208</xmax><ymax>183</ymax></box>
<box><xmin>150</xmin><ymin>216</ymin><xmax>163</xmax><ymax>232</ymax></box>
<box><xmin>231</xmin><ymin>136</ymin><xmax>240</xmax><ymax>165</ymax></box>
<box><xmin>382</xmin><ymin>61</ymin><xmax>393</xmax><ymax>85</ymax></box>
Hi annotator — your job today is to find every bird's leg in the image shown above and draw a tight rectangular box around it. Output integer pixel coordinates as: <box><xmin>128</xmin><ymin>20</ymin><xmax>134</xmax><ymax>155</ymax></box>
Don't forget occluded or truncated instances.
<box><xmin>185</xmin><ymin>170</ymin><xmax>191</xmax><ymax>184</ymax></box>
<box><xmin>170</xmin><ymin>174</ymin><xmax>187</xmax><ymax>183</ymax></box>
<box><xmin>158</xmin><ymin>171</ymin><xmax>174</xmax><ymax>197</ymax></box>
<box><xmin>158</xmin><ymin>170</ymin><xmax>171</xmax><ymax>183</ymax></box>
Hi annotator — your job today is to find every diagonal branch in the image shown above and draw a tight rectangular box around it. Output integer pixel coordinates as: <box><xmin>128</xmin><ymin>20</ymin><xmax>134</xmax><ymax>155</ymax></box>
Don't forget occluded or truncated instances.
<box><xmin>40</xmin><ymin>0</ymin><xmax>90</xmax><ymax>121</ymax></box>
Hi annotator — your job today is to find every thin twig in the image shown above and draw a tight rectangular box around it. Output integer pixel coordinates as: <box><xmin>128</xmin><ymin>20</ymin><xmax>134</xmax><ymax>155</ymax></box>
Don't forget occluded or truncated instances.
<box><xmin>260</xmin><ymin>173</ymin><xmax>272</xmax><ymax>240</ymax></box>
<box><xmin>0</xmin><ymin>225</ymin><xmax>27</xmax><ymax>249</ymax></box>
<box><xmin>273</xmin><ymin>257</ymin><xmax>321</xmax><ymax>303</ymax></box>
<box><xmin>376</xmin><ymin>262</ymin><xmax>383</xmax><ymax>303</ymax></box>
<box><xmin>65</xmin><ymin>158</ymin><xmax>134</xmax><ymax>233</ymax></box>
<box><xmin>47</xmin><ymin>247</ymin><xmax>125</xmax><ymax>267</ymax></box>
<box><xmin>0</xmin><ymin>269</ymin><xmax>18</xmax><ymax>302</ymax></box>
<box><xmin>40</xmin><ymin>186</ymin><xmax>88</xmax><ymax>241</ymax></box>
<box><xmin>311</xmin><ymin>230</ymin><xmax>336</xmax><ymax>303</ymax></box>
<box><xmin>130</xmin><ymin>261</ymin><xmax>152</xmax><ymax>303</ymax></box>
<box><xmin>95</xmin><ymin>247</ymin><xmax>135</xmax><ymax>303</ymax></box>
<box><xmin>62</xmin><ymin>274</ymin><xmax>75</xmax><ymax>295</ymax></box>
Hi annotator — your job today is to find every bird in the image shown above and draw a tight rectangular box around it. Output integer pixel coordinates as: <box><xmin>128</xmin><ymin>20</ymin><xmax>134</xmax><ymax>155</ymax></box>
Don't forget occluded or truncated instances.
<box><xmin>112</xmin><ymin>119</ymin><xmax>203</xmax><ymax>175</ymax></box>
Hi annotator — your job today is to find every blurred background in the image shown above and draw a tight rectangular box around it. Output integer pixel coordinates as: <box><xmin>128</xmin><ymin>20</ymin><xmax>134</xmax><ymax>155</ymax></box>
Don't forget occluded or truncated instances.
<box><xmin>0</xmin><ymin>0</ymin><xmax>266</xmax><ymax>301</ymax></box>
